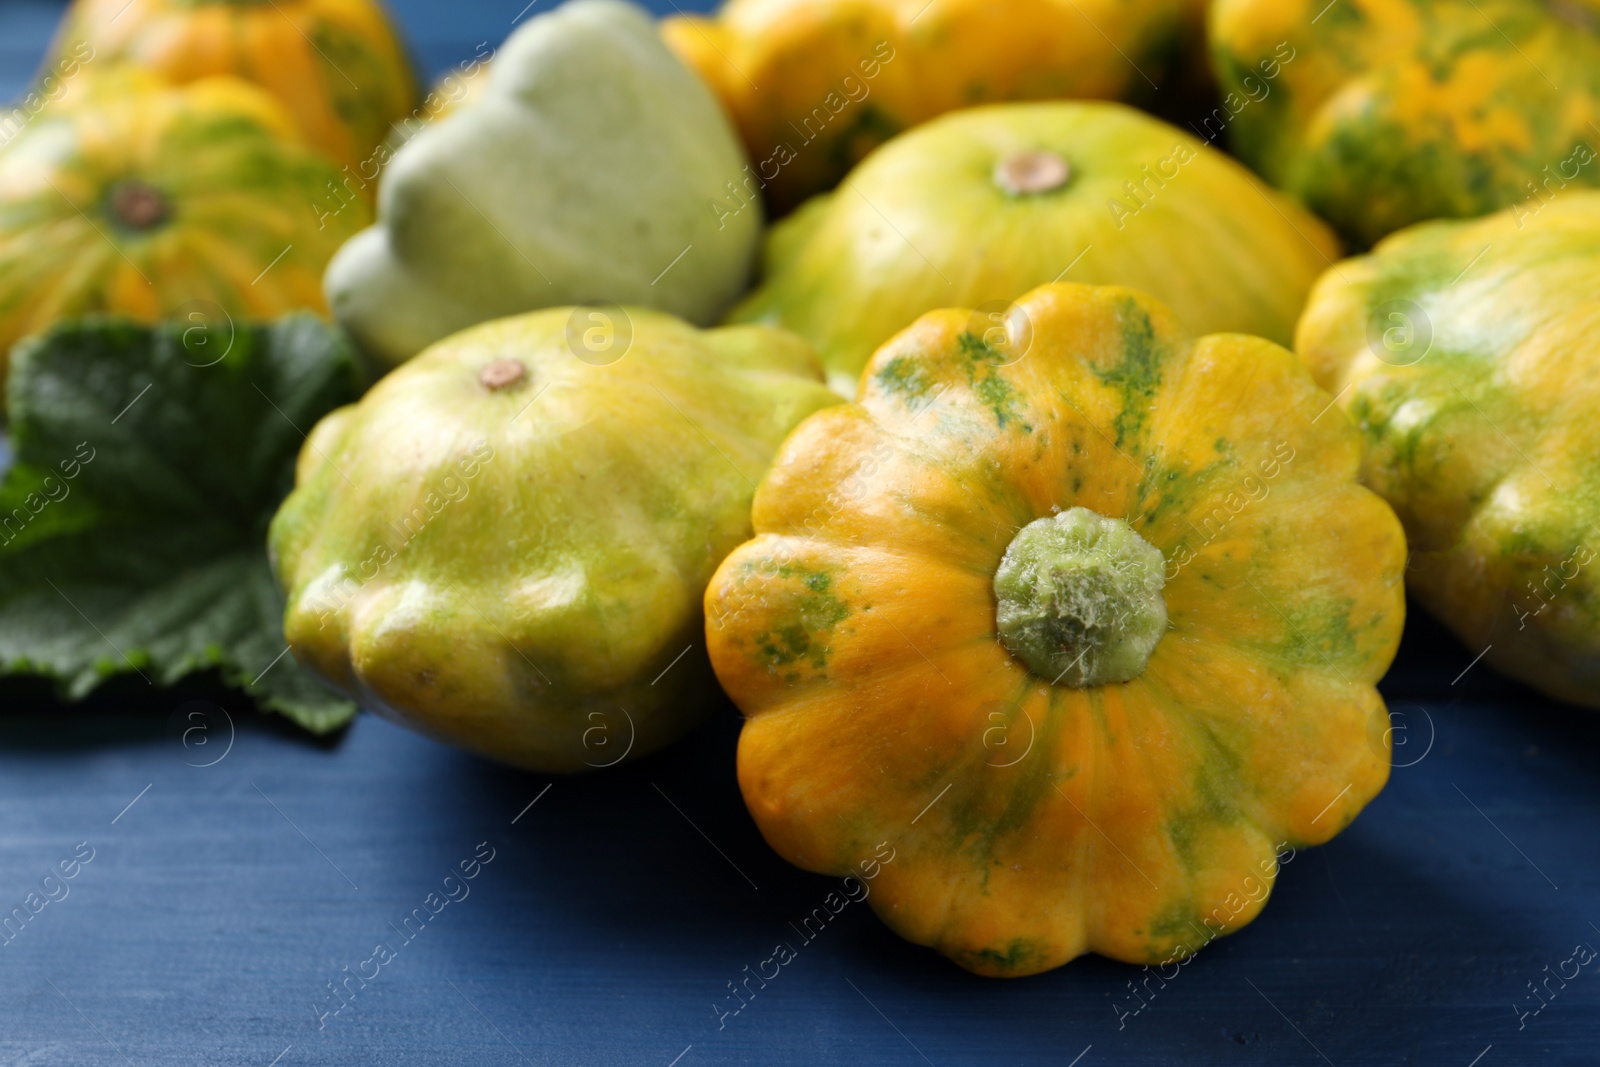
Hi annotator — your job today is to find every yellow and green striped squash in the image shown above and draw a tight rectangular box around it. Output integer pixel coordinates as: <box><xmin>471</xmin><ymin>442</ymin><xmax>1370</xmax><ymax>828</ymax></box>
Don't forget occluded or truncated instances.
<box><xmin>706</xmin><ymin>282</ymin><xmax>1406</xmax><ymax>977</ymax></box>
<box><xmin>1297</xmin><ymin>190</ymin><xmax>1600</xmax><ymax>707</ymax></box>
<box><xmin>1209</xmin><ymin>0</ymin><xmax>1600</xmax><ymax>247</ymax></box>
<box><xmin>729</xmin><ymin>101</ymin><xmax>1342</xmax><ymax>396</ymax></box>
<box><xmin>664</xmin><ymin>0</ymin><xmax>1209</xmax><ymax>212</ymax></box>
<box><xmin>48</xmin><ymin>0</ymin><xmax>419</xmax><ymax>173</ymax></box>
<box><xmin>0</xmin><ymin>76</ymin><xmax>371</xmax><ymax>385</ymax></box>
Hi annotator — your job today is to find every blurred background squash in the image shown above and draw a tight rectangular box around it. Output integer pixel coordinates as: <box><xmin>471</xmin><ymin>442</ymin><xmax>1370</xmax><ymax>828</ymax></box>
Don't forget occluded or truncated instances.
<box><xmin>46</xmin><ymin>0</ymin><xmax>420</xmax><ymax>173</ymax></box>
<box><xmin>729</xmin><ymin>101</ymin><xmax>1340</xmax><ymax>395</ymax></box>
<box><xmin>665</xmin><ymin>0</ymin><xmax>1210</xmax><ymax>212</ymax></box>
<box><xmin>0</xmin><ymin>76</ymin><xmax>371</xmax><ymax>385</ymax></box>
<box><xmin>1210</xmin><ymin>0</ymin><xmax>1600</xmax><ymax>246</ymax></box>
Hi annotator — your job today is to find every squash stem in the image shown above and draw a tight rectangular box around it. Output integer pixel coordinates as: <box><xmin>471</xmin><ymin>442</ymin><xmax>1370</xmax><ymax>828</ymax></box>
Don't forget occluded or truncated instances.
<box><xmin>993</xmin><ymin>150</ymin><xmax>1071</xmax><ymax>196</ymax></box>
<box><xmin>106</xmin><ymin>180</ymin><xmax>170</xmax><ymax>232</ymax></box>
<box><xmin>479</xmin><ymin>358</ymin><xmax>528</xmax><ymax>390</ymax></box>
<box><xmin>993</xmin><ymin>508</ymin><xmax>1167</xmax><ymax>686</ymax></box>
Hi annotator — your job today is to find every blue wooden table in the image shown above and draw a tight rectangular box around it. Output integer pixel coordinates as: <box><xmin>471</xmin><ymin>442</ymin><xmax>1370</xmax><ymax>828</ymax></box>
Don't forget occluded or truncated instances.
<box><xmin>2</xmin><ymin>2</ymin><xmax>1598</xmax><ymax>1065</ymax></box>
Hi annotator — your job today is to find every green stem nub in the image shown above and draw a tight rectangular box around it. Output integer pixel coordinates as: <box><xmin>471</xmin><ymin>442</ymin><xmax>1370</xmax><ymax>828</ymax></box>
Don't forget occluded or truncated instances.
<box><xmin>994</xmin><ymin>508</ymin><xmax>1168</xmax><ymax>687</ymax></box>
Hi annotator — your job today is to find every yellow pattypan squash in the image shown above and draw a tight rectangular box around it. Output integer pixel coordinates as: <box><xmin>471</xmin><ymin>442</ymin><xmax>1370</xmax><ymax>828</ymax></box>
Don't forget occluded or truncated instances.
<box><xmin>664</xmin><ymin>0</ymin><xmax>1209</xmax><ymax>211</ymax></box>
<box><xmin>706</xmin><ymin>282</ymin><xmax>1406</xmax><ymax>976</ymax></box>
<box><xmin>1297</xmin><ymin>190</ymin><xmax>1600</xmax><ymax>707</ymax></box>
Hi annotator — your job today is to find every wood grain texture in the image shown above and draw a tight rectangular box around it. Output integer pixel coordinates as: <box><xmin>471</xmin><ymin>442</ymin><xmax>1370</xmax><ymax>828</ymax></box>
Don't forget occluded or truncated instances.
<box><xmin>1</xmin><ymin>610</ymin><xmax>1598</xmax><ymax>1066</ymax></box>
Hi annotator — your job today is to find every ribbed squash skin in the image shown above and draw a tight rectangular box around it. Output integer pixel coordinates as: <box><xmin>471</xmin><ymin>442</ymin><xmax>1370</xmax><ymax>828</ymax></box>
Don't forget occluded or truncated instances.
<box><xmin>1210</xmin><ymin>0</ymin><xmax>1600</xmax><ymax>246</ymax></box>
<box><xmin>271</xmin><ymin>307</ymin><xmax>842</xmax><ymax>773</ymax></box>
<box><xmin>730</xmin><ymin>101</ymin><xmax>1341</xmax><ymax>395</ymax></box>
<box><xmin>48</xmin><ymin>0</ymin><xmax>419</xmax><ymax>171</ymax></box>
<box><xmin>0</xmin><ymin>77</ymin><xmax>371</xmax><ymax>384</ymax></box>
<box><xmin>664</xmin><ymin>0</ymin><xmax>1208</xmax><ymax>211</ymax></box>
<box><xmin>706</xmin><ymin>283</ymin><xmax>1405</xmax><ymax>977</ymax></box>
<box><xmin>1297</xmin><ymin>191</ymin><xmax>1600</xmax><ymax>707</ymax></box>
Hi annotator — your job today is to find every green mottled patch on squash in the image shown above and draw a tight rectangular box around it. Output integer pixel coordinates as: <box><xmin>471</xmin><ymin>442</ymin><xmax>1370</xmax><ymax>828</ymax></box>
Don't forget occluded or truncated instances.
<box><xmin>1094</xmin><ymin>301</ymin><xmax>1166</xmax><ymax>447</ymax></box>
<box><xmin>956</xmin><ymin>331</ymin><xmax>1030</xmax><ymax>431</ymax></box>
<box><xmin>873</xmin><ymin>353</ymin><xmax>937</xmax><ymax>403</ymax></box>
<box><xmin>748</xmin><ymin>566</ymin><xmax>851</xmax><ymax>673</ymax></box>
<box><xmin>958</xmin><ymin>938</ymin><xmax>1043</xmax><ymax>974</ymax></box>
<box><xmin>1143</xmin><ymin>898</ymin><xmax>1211</xmax><ymax>950</ymax></box>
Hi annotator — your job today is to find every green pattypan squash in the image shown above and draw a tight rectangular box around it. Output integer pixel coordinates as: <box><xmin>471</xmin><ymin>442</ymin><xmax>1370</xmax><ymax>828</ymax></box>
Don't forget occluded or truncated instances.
<box><xmin>268</xmin><ymin>306</ymin><xmax>841</xmax><ymax>771</ymax></box>
<box><xmin>324</xmin><ymin>0</ymin><xmax>761</xmax><ymax>370</ymax></box>
<box><xmin>1297</xmin><ymin>191</ymin><xmax>1600</xmax><ymax>707</ymax></box>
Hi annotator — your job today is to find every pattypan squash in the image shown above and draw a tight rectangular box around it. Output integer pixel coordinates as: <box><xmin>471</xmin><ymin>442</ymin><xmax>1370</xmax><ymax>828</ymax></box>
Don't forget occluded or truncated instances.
<box><xmin>729</xmin><ymin>101</ymin><xmax>1340</xmax><ymax>396</ymax></box>
<box><xmin>270</xmin><ymin>306</ymin><xmax>840</xmax><ymax>772</ymax></box>
<box><xmin>48</xmin><ymin>0</ymin><xmax>419</xmax><ymax>173</ymax></box>
<box><xmin>0</xmin><ymin>76</ymin><xmax>370</xmax><ymax>388</ymax></box>
<box><xmin>324</xmin><ymin>0</ymin><xmax>761</xmax><ymax>371</ymax></box>
<box><xmin>1209</xmin><ymin>0</ymin><xmax>1600</xmax><ymax>247</ymax></box>
<box><xmin>705</xmin><ymin>282</ymin><xmax>1405</xmax><ymax>976</ymax></box>
<box><xmin>1297</xmin><ymin>190</ymin><xmax>1600</xmax><ymax>708</ymax></box>
<box><xmin>664</xmin><ymin>0</ymin><xmax>1209</xmax><ymax>212</ymax></box>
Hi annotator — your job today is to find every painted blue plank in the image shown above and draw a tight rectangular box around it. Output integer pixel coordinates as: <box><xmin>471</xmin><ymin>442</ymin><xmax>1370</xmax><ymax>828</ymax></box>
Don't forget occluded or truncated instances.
<box><xmin>0</xmin><ymin>1</ymin><xmax>1597</xmax><ymax>1065</ymax></box>
<box><xmin>1</xmin><ymin>613</ymin><xmax>1598</xmax><ymax>1066</ymax></box>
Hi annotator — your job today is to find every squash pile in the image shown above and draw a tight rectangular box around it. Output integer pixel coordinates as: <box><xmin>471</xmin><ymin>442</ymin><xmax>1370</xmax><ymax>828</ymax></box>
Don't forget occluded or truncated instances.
<box><xmin>4</xmin><ymin>0</ymin><xmax>1598</xmax><ymax>980</ymax></box>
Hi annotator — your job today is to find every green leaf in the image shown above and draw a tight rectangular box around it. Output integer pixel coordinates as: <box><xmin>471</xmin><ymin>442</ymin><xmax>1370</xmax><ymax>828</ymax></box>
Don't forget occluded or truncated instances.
<box><xmin>0</xmin><ymin>314</ymin><xmax>365</xmax><ymax>733</ymax></box>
